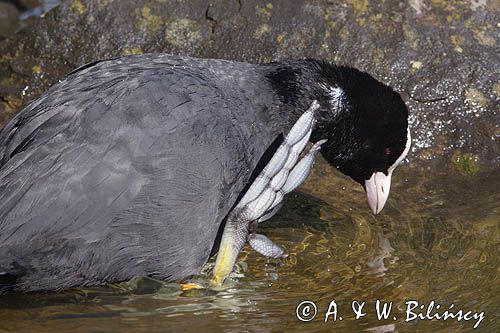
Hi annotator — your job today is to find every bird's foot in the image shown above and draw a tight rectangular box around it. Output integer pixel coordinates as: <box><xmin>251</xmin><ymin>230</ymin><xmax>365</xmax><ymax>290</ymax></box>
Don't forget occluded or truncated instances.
<box><xmin>211</xmin><ymin>100</ymin><xmax>326</xmax><ymax>286</ymax></box>
<box><xmin>248</xmin><ymin>233</ymin><xmax>287</xmax><ymax>259</ymax></box>
<box><xmin>180</xmin><ymin>282</ymin><xmax>205</xmax><ymax>291</ymax></box>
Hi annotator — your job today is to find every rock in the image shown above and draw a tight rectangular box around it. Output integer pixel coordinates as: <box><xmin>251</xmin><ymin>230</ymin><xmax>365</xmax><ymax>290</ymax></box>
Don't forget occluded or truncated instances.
<box><xmin>0</xmin><ymin>2</ymin><xmax>22</xmax><ymax>40</ymax></box>
<box><xmin>0</xmin><ymin>0</ymin><xmax>498</xmax><ymax>169</ymax></box>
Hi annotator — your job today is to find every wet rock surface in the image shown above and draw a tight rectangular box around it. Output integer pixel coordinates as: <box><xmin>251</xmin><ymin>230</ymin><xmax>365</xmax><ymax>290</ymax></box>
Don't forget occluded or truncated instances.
<box><xmin>0</xmin><ymin>0</ymin><xmax>498</xmax><ymax>169</ymax></box>
<box><xmin>0</xmin><ymin>0</ymin><xmax>49</xmax><ymax>40</ymax></box>
<box><xmin>0</xmin><ymin>2</ymin><xmax>22</xmax><ymax>40</ymax></box>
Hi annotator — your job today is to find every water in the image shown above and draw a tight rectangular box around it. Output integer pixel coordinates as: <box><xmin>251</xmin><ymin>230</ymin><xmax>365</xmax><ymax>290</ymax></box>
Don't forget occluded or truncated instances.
<box><xmin>0</xmin><ymin>160</ymin><xmax>498</xmax><ymax>332</ymax></box>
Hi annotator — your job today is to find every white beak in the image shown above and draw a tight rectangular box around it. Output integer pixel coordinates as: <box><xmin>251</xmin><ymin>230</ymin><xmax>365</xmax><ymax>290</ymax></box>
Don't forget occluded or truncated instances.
<box><xmin>365</xmin><ymin>172</ymin><xmax>392</xmax><ymax>214</ymax></box>
<box><xmin>365</xmin><ymin>125</ymin><xmax>411</xmax><ymax>215</ymax></box>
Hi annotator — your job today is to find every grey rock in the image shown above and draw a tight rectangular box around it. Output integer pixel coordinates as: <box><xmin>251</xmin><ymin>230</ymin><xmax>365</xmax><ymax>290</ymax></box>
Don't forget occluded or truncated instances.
<box><xmin>0</xmin><ymin>2</ymin><xmax>22</xmax><ymax>40</ymax></box>
<box><xmin>0</xmin><ymin>0</ymin><xmax>498</xmax><ymax>169</ymax></box>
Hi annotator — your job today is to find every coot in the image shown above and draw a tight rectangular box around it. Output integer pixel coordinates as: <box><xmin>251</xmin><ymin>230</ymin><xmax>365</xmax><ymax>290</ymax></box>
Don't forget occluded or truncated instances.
<box><xmin>0</xmin><ymin>55</ymin><xmax>410</xmax><ymax>292</ymax></box>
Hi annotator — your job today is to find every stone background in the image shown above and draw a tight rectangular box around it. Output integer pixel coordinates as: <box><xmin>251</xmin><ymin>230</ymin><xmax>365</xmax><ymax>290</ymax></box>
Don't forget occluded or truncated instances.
<box><xmin>0</xmin><ymin>0</ymin><xmax>498</xmax><ymax>173</ymax></box>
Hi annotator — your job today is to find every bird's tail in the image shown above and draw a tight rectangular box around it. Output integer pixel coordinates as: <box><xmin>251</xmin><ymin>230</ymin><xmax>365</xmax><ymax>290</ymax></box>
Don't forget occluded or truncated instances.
<box><xmin>0</xmin><ymin>258</ymin><xmax>26</xmax><ymax>294</ymax></box>
<box><xmin>0</xmin><ymin>272</ymin><xmax>17</xmax><ymax>294</ymax></box>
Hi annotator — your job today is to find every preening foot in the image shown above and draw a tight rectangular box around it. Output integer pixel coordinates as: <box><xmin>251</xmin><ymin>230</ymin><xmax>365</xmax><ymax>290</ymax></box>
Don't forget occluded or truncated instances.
<box><xmin>211</xmin><ymin>101</ymin><xmax>327</xmax><ymax>286</ymax></box>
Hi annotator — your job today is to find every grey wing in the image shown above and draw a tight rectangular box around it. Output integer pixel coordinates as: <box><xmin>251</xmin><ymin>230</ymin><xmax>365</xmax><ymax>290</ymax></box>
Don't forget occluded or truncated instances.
<box><xmin>0</xmin><ymin>61</ymin><xmax>254</xmax><ymax>288</ymax></box>
<box><xmin>0</xmin><ymin>65</ymin><xmax>150</xmax><ymax>245</ymax></box>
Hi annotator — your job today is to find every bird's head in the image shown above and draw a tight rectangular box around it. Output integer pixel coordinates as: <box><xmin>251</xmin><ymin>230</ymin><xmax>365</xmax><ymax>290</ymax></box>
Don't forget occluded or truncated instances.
<box><xmin>310</xmin><ymin>62</ymin><xmax>411</xmax><ymax>214</ymax></box>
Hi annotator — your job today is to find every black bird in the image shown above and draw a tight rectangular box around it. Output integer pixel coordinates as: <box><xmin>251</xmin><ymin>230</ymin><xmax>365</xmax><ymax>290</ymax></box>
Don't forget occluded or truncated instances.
<box><xmin>0</xmin><ymin>55</ymin><xmax>410</xmax><ymax>292</ymax></box>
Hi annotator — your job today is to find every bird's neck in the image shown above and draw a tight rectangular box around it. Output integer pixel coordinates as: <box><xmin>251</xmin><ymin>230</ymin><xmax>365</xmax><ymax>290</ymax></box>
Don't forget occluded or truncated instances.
<box><xmin>264</xmin><ymin>60</ymin><xmax>349</xmax><ymax>146</ymax></box>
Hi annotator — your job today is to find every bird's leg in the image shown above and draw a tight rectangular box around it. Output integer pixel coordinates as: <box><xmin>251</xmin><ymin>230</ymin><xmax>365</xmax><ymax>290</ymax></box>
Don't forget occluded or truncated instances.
<box><xmin>211</xmin><ymin>207</ymin><xmax>253</xmax><ymax>286</ymax></box>
<box><xmin>211</xmin><ymin>100</ymin><xmax>327</xmax><ymax>286</ymax></box>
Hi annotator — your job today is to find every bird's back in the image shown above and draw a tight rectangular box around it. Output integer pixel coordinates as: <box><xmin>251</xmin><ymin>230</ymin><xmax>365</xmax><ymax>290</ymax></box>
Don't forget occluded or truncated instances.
<box><xmin>0</xmin><ymin>54</ymin><xmax>279</xmax><ymax>291</ymax></box>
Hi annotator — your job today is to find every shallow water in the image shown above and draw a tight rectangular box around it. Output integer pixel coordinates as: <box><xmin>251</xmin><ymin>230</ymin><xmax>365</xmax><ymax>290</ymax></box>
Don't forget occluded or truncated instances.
<box><xmin>0</xmin><ymin>160</ymin><xmax>498</xmax><ymax>332</ymax></box>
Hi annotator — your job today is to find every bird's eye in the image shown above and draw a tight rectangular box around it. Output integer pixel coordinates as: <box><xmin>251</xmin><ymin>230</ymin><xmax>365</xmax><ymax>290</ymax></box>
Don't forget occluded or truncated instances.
<box><xmin>385</xmin><ymin>147</ymin><xmax>391</xmax><ymax>156</ymax></box>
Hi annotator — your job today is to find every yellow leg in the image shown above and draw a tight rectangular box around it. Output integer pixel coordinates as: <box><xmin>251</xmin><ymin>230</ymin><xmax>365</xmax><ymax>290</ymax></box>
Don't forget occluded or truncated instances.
<box><xmin>211</xmin><ymin>219</ymin><xmax>247</xmax><ymax>287</ymax></box>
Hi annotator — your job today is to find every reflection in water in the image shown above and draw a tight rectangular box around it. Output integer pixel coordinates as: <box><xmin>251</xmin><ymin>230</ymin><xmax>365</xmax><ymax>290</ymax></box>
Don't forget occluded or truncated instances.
<box><xmin>0</xmin><ymin>164</ymin><xmax>498</xmax><ymax>332</ymax></box>
<box><xmin>366</xmin><ymin>233</ymin><xmax>395</xmax><ymax>276</ymax></box>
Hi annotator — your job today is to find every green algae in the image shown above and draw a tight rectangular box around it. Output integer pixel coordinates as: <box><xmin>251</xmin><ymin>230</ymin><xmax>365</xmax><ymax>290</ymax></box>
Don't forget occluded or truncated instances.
<box><xmin>164</xmin><ymin>19</ymin><xmax>201</xmax><ymax>50</ymax></box>
<box><xmin>452</xmin><ymin>152</ymin><xmax>480</xmax><ymax>176</ymax></box>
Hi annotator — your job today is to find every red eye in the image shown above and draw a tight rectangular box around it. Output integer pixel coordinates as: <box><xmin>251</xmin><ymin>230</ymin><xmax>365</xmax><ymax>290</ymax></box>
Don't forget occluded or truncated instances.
<box><xmin>385</xmin><ymin>148</ymin><xmax>391</xmax><ymax>156</ymax></box>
